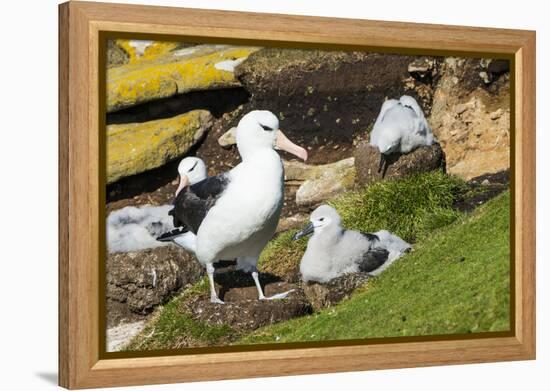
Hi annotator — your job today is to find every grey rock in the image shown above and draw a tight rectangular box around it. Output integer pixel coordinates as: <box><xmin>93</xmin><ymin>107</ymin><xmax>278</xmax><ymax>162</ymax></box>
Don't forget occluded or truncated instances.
<box><xmin>107</xmin><ymin>245</ymin><xmax>203</xmax><ymax>317</ymax></box>
<box><xmin>217</xmin><ymin>127</ymin><xmax>238</xmax><ymax>148</ymax></box>
<box><xmin>283</xmin><ymin>158</ymin><xmax>356</xmax><ymax>206</ymax></box>
<box><xmin>302</xmin><ymin>272</ymin><xmax>370</xmax><ymax>310</ymax></box>
<box><xmin>354</xmin><ymin>141</ymin><xmax>445</xmax><ymax>186</ymax></box>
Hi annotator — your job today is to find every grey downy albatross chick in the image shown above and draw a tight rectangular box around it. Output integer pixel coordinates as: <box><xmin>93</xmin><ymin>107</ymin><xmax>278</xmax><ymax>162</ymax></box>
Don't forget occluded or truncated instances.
<box><xmin>370</xmin><ymin>95</ymin><xmax>435</xmax><ymax>175</ymax></box>
<box><xmin>294</xmin><ymin>205</ymin><xmax>411</xmax><ymax>283</ymax></box>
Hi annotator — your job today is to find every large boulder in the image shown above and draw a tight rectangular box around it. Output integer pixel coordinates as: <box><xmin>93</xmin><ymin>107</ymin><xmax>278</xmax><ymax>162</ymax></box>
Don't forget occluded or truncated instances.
<box><xmin>107</xmin><ymin>109</ymin><xmax>212</xmax><ymax>183</ymax></box>
<box><xmin>107</xmin><ymin>44</ymin><xmax>260</xmax><ymax>112</ymax></box>
<box><xmin>354</xmin><ymin>141</ymin><xmax>446</xmax><ymax>186</ymax></box>
<box><xmin>106</xmin><ymin>245</ymin><xmax>203</xmax><ymax>318</ymax></box>
<box><xmin>429</xmin><ymin>57</ymin><xmax>510</xmax><ymax>179</ymax></box>
<box><xmin>293</xmin><ymin>158</ymin><xmax>356</xmax><ymax>206</ymax></box>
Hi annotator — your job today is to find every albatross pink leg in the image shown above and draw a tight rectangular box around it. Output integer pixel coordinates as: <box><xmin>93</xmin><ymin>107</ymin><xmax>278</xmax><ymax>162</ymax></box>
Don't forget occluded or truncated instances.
<box><xmin>206</xmin><ymin>263</ymin><xmax>224</xmax><ymax>304</ymax></box>
<box><xmin>251</xmin><ymin>269</ymin><xmax>295</xmax><ymax>300</ymax></box>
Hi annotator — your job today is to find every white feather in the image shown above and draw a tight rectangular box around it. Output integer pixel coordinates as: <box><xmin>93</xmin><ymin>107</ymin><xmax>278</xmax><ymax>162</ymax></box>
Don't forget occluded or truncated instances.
<box><xmin>299</xmin><ymin>205</ymin><xmax>411</xmax><ymax>283</ymax></box>
<box><xmin>370</xmin><ymin>95</ymin><xmax>435</xmax><ymax>155</ymax></box>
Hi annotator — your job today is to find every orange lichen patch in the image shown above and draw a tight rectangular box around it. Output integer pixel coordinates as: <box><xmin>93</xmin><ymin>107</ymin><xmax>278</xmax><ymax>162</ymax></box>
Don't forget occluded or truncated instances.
<box><xmin>107</xmin><ymin>45</ymin><xmax>261</xmax><ymax>112</ymax></box>
<box><xmin>107</xmin><ymin>110</ymin><xmax>213</xmax><ymax>184</ymax></box>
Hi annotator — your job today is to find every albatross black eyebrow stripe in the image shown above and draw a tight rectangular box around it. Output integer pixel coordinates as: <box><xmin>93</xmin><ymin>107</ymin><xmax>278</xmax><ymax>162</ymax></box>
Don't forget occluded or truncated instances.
<box><xmin>261</xmin><ymin>124</ymin><xmax>274</xmax><ymax>131</ymax></box>
<box><xmin>188</xmin><ymin>160</ymin><xmax>198</xmax><ymax>171</ymax></box>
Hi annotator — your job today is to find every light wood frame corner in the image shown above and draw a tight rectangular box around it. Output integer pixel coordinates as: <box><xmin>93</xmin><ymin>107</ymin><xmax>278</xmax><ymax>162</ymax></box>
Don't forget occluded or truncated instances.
<box><xmin>59</xmin><ymin>1</ymin><xmax>536</xmax><ymax>389</ymax></box>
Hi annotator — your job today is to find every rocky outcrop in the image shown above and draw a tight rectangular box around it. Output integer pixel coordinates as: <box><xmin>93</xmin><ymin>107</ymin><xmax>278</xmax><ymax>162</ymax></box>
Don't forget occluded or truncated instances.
<box><xmin>354</xmin><ymin>141</ymin><xmax>446</xmax><ymax>186</ymax></box>
<box><xmin>111</xmin><ymin>40</ymin><xmax>179</xmax><ymax>66</ymax></box>
<box><xmin>107</xmin><ymin>110</ymin><xmax>212</xmax><ymax>183</ymax></box>
<box><xmin>429</xmin><ymin>57</ymin><xmax>510</xmax><ymax>179</ymax></box>
<box><xmin>294</xmin><ymin>158</ymin><xmax>356</xmax><ymax>206</ymax></box>
<box><xmin>107</xmin><ymin>44</ymin><xmax>260</xmax><ymax>112</ymax></box>
<box><xmin>106</xmin><ymin>245</ymin><xmax>203</xmax><ymax>318</ymax></box>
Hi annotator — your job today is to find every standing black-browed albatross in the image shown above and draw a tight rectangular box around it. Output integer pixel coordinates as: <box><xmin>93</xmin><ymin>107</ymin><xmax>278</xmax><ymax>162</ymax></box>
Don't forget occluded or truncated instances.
<box><xmin>168</xmin><ymin>110</ymin><xmax>308</xmax><ymax>303</ymax></box>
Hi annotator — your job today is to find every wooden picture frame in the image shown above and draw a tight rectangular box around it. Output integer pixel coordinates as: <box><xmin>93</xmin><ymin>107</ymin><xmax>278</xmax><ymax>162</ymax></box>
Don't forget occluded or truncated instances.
<box><xmin>59</xmin><ymin>1</ymin><xmax>536</xmax><ymax>388</ymax></box>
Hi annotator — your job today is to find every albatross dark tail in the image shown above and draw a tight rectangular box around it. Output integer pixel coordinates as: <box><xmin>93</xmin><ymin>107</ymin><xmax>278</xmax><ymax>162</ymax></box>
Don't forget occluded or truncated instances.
<box><xmin>377</xmin><ymin>153</ymin><xmax>386</xmax><ymax>174</ymax></box>
<box><xmin>156</xmin><ymin>226</ymin><xmax>190</xmax><ymax>242</ymax></box>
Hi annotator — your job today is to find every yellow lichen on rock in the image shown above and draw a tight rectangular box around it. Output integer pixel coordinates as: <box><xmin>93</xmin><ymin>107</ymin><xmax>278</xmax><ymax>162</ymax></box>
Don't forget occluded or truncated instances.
<box><xmin>114</xmin><ymin>40</ymin><xmax>179</xmax><ymax>64</ymax></box>
<box><xmin>107</xmin><ymin>110</ymin><xmax>212</xmax><ymax>184</ymax></box>
<box><xmin>107</xmin><ymin>45</ymin><xmax>261</xmax><ymax>112</ymax></box>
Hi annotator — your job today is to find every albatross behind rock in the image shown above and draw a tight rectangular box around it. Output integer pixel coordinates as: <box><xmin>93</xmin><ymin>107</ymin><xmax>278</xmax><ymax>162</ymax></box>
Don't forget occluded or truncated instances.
<box><xmin>370</xmin><ymin>95</ymin><xmax>435</xmax><ymax>175</ymax></box>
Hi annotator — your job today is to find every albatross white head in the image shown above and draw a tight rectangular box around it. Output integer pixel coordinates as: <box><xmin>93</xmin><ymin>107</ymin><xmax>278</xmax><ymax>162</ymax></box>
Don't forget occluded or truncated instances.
<box><xmin>175</xmin><ymin>157</ymin><xmax>207</xmax><ymax>196</ymax></box>
<box><xmin>293</xmin><ymin>204</ymin><xmax>343</xmax><ymax>240</ymax></box>
<box><xmin>236</xmin><ymin>110</ymin><xmax>308</xmax><ymax>161</ymax></box>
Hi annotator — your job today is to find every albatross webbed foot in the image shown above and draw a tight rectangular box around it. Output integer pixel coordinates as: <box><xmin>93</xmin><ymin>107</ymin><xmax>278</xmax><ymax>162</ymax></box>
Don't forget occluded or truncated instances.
<box><xmin>251</xmin><ymin>270</ymin><xmax>295</xmax><ymax>301</ymax></box>
<box><xmin>210</xmin><ymin>295</ymin><xmax>225</xmax><ymax>305</ymax></box>
<box><xmin>261</xmin><ymin>289</ymin><xmax>295</xmax><ymax>300</ymax></box>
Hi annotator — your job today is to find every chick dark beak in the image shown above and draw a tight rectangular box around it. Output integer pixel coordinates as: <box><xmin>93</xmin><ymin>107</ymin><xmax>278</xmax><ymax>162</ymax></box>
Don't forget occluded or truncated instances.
<box><xmin>377</xmin><ymin>153</ymin><xmax>386</xmax><ymax>174</ymax></box>
<box><xmin>293</xmin><ymin>222</ymin><xmax>315</xmax><ymax>240</ymax></box>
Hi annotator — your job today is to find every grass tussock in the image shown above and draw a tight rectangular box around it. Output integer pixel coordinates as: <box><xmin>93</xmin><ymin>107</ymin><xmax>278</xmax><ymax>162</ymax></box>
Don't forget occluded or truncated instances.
<box><xmin>331</xmin><ymin>171</ymin><xmax>467</xmax><ymax>242</ymax></box>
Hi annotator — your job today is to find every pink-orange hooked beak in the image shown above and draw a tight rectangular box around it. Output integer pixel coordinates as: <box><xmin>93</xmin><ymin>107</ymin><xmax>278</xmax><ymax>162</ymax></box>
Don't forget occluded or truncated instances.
<box><xmin>275</xmin><ymin>130</ymin><xmax>308</xmax><ymax>161</ymax></box>
<box><xmin>175</xmin><ymin>175</ymin><xmax>190</xmax><ymax>197</ymax></box>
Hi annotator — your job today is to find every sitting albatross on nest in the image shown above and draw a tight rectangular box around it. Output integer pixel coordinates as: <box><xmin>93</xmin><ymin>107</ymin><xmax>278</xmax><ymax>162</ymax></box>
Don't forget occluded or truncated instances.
<box><xmin>157</xmin><ymin>156</ymin><xmax>208</xmax><ymax>253</ymax></box>
<box><xmin>294</xmin><ymin>205</ymin><xmax>411</xmax><ymax>283</ymax></box>
<box><xmin>164</xmin><ymin>110</ymin><xmax>308</xmax><ymax>303</ymax></box>
<box><xmin>370</xmin><ymin>95</ymin><xmax>435</xmax><ymax>175</ymax></box>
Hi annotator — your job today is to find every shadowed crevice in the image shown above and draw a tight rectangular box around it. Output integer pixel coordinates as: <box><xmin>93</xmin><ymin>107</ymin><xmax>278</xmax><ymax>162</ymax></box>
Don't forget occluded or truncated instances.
<box><xmin>106</xmin><ymin>87</ymin><xmax>250</xmax><ymax>125</ymax></box>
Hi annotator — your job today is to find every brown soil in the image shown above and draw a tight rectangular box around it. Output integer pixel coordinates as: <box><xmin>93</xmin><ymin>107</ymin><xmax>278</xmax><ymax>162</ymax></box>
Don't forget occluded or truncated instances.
<box><xmin>453</xmin><ymin>170</ymin><xmax>510</xmax><ymax>213</ymax></box>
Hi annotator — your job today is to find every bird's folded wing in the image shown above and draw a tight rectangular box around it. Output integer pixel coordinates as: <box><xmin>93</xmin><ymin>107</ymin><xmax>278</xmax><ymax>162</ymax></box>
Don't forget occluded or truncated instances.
<box><xmin>173</xmin><ymin>173</ymin><xmax>230</xmax><ymax>234</ymax></box>
<box><xmin>357</xmin><ymin>248</ymin><xmax>390</xmax><ymax>273</ymax></box>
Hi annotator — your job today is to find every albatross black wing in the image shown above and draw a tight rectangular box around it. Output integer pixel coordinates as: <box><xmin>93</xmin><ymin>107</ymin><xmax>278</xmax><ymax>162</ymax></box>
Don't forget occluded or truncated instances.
<box><xmin>171</xmin><ymin>173</ymin><xmax>230</xmax><ymax>234</ymax></box>
<box><xmin>360</xmin><ymin>232</ymin><xmax>379</xmax><ymax>243</ymax></box>
<box><xmin>357</xmin><ymin>248</ymin><xmax>390</xmax><ymax>273</ymax></box>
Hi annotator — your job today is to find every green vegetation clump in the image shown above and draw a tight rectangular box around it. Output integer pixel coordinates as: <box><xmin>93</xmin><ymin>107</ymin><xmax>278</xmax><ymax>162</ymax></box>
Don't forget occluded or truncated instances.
<box><xmin>259</xmin><ymin>171</ymin><xmax>468</xmax><ymax>276</ymax></box>
<box><xmin>124</xmin><ymin>278</ymin><xmax>235</xmax><ymax>351</ymax></box>
<box><xmin>331</xmin><ymin>171</ymin><xmax>467</xmax><ymax>242</ymax></box>
<box><xmin>240</xmin><ymin>191</ymin><xmax>511</xmax><ymax>344</ymax></box>
<box><xmin>258</xmin><ymin>230</ymin><xmax>307</xmax><ymax>276</ymax></box>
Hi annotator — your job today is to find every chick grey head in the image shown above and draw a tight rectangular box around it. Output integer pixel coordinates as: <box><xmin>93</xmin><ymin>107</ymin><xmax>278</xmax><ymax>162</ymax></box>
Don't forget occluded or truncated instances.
<box><xmin>293</xmin><ymin>204</ymin><xmax>343</xmax><ymax>240</ymax></box>
<box><xmin>174</xmin><ymin>157</ymin><xmax>207</xmax><ymax>196</ymax></box>
<box><xmin>236</xmin><ymin>110</ymin><xmax>308</xmax><ymax>161</ymax></box>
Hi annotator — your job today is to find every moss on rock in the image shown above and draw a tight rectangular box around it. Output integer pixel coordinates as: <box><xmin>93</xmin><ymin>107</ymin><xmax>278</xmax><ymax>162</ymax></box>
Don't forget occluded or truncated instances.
<box><xmin>107</xmin><ymin>110</ymin><xmax>212</xmax><ymax>184</ymax></box>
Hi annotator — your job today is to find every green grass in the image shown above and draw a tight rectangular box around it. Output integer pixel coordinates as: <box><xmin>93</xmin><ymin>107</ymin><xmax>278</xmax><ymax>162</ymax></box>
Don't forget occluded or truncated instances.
<box><xmin>259</xmin><ymin>171</ymin><xmax>467</xmax><ymax>277</ymax></box>
<box><xmin>331</xmin><ymin>171</ymin><xmax>467</xmax><ymax>242</ymax></box>
<box><xmin>240</xmin><ymin>191</ymin><xmax>510</xmax><ymax>344</ymax></box>
<box><xmin>124</xmin><ymin>278</ymin><xmax>235</xmax><ymax>351</ymax></box>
